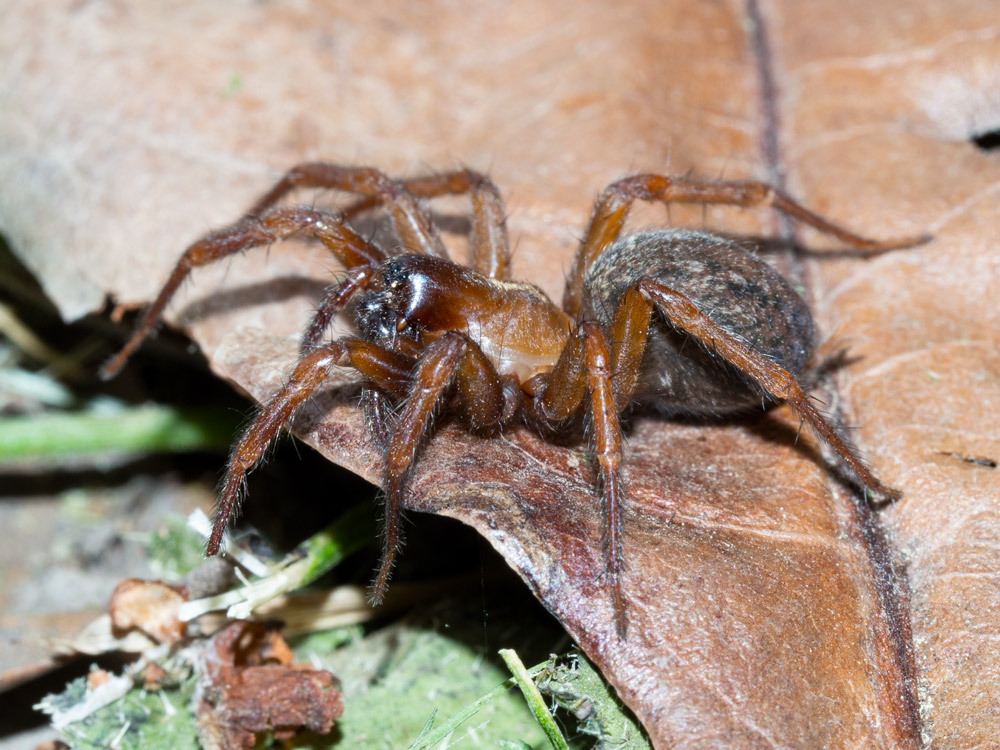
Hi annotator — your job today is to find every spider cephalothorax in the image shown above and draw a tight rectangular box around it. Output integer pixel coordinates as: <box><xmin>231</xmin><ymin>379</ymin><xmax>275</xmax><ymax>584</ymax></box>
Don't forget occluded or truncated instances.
<box><xmin>102</xmin><ymin>165</ymin><xmax>927</xmax><ymax>637</ymax></box>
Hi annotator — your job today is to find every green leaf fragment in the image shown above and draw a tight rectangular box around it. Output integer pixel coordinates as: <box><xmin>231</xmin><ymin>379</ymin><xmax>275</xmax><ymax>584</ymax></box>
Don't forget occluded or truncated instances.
<box><xmin>500</xmin><ymin>649</ymin><xmax>569</xmax><ymax>750</ymax></box>
<box><xmin>0</xmin><ymin>404</ymin><xmax>237</xmax><ymax>462</ymax></box>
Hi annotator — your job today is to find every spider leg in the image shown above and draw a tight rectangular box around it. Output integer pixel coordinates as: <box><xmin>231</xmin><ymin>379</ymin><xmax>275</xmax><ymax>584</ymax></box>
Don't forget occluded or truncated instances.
<box><xmin>535</xmin><ymin>322</ymin><xmax>628</xmax><ymax>638</ymax></box>
<box><xmin>301</xmin><ymin>265</ymin><xmax>377</xmax><ymax>355</ymax></box>
<box><xmin>360</xmin><ymin>389</ymin><xmax>396</xmax><ymax>451</ymax></box>
<box><xmin>101</xmin><ymin>207</ymin><xmax>385</xmax><ymax>379</ymax></box>
<box><xmin>209</xmin><ymin>338</ymin><xmax>414</xmax><ymax>555</ymax></box>
<box><xmin>563</xmin><ymin>173</ymin><xmax>932</xmax><ymax>316</ymax></box>
<box><xmin>372</xmin><ymin>331</ymin><xmax>505</xmax><ymax>603</ymax></box>
<box><xmin>340</xmin><ymin>170</ymin><xmax>491</xmax><ymax>218</ymax></box>
<box><xmin>341</xmin><ymin>168</ymin><xmax>512</xmax><ymax>280</ymax></box>
<box><xmin>631</xmin><ymin>277</ymin><xmax>900</xmax><ymax>501</ymax></box>
<box><xmin>246</xmin><ymin>163</ymin><xmax>449</xmax><ymax>259</ymax></box>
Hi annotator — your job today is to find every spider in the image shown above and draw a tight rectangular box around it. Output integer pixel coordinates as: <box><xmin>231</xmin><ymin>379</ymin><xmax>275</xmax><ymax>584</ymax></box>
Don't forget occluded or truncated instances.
<box><xmin>101</xmin><ymin>164</ymin><xmax>928</xmax><ymax>637</ymax></box>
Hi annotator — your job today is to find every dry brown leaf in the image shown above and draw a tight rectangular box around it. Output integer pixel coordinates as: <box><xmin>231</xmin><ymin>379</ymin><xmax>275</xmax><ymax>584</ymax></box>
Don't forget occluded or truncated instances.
<box><xmin>2</xmin><ymin>1</ymin><xmax>998</xmax><ymax>747</ymax></box>
<box><xmin>196</xmin><ymin>621</ymin><xmax>342</xmax><ymax>750</ymax></box>
<box><xmin>108</xmin><ymin>578</ymin><xmax>187</xmax><ymax>645</ymax></box>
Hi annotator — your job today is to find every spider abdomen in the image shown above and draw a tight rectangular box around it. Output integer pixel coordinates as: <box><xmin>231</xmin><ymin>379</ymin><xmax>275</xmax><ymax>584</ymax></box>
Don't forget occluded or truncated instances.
<box><xmin>581</xmin><ymin>229</ymin><xmax>815</xmax><ymax>416</ymax></box>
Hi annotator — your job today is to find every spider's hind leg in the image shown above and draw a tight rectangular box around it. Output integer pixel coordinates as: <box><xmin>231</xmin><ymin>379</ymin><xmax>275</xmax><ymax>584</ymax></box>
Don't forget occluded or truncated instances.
<box><xmin>630</xmin><ymin>277</ymin><xmax>900</xmax><ymax>501</ymax></box>
<box><xmin>563</xmin><ymin>173</ymin><xmax>931</xmax><ymax>316</ymax></box>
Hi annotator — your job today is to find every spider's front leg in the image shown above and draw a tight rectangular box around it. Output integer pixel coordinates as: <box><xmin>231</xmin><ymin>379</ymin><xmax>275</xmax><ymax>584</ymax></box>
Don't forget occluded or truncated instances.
<box><xmin>208</xmin><ymin>338</ymin><xmax>414</xmax><ymax>554</ymax></box>
<box><xmin>371</xmin><ymin>332</ymin><xmax>507</xmax><ymax>603</ymax></box>
<box><xmin>339</xmin><ymin>168</ymin><xmax>513</xmax><ymax>280</ymax></box>
<box><xmin>300</xmin><ymin>265</ymin><xmax>378</xmax><ymax>356</ymax></box>
<box><xmin>102</xmin><ymin>162</ymin><xmax>482</xmax><ymax>379</ymax></box>
<box><xmin>101</xmin><ymin>207</ymin><xmax>385</xmax><ymax>379</ymax></box>
<box><xmin>245</xmin><ymin>163</ymin><xmax>450</xmax><ymax>259</ymax></box>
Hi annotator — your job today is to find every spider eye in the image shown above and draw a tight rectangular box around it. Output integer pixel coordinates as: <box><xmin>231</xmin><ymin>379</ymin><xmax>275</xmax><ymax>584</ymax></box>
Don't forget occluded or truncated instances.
<box><xmin>381</xmin><ymin>259</ymin><xmax>406</xmax><ymax>290</ymax></box>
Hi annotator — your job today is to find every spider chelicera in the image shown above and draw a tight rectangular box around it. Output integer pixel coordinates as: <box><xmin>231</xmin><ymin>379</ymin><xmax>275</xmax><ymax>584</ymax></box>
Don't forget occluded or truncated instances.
<box><xmin>101</xmin><ymin>164</ymin><xmax>928</xmax><ymax>637</ymax></box>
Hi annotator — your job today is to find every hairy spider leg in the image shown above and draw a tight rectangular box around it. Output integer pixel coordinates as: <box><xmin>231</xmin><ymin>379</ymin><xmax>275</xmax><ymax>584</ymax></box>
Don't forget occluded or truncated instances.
<box><xmin>300</xmin><ymin>265</ymin><xmax>378</xmax><ymax>355</ymax></box>
<box><xmin>100</xmin><ymin>206</ymin><xmax>386</xmax><ymax>379</ymax></box>
<box><xmin>617</xmin><ymin>278</ymin><xmax>900</xmax><ymax>501</ymax></box>
<box><xmin>360</xmin><ymin>389</ymin><xmax>396</xmax><ymax>451</ymax></box>
<box><xmin>297</xmin><ymin>267</ymin><xmax>409</xmax><ymax>452</ymax></box>
<box><xmin>209</xmin><ymin>338</ymin><xmax>415</xmax><ymax>556</ymax></box>
<box><xmin>338</xmin><ymin>168</ymin><xmax>512</xmax><ymax>280</ymax></box>
<box><xmin>245</xmin><ymin>163</ymin><xmax>449</xmax><ymax>259</ymax></box>
<box><xmin>531</xmin><ymin>267</ymin><xmax>907</xmax><ymax>638</ymax></box>
<box><xmin>372</xmin><ymin>331</ymin><xmax>507</xmax><ymax>603</ymax></box>
<box><xmin>534</xmin><ymin>321</ymin><xmax>629</xmax><ymax>638</ymax></box>
<box><xmin>563</xmin><ymin>174</ymin><xmax>932</xmax><ymax>316</ymax></box>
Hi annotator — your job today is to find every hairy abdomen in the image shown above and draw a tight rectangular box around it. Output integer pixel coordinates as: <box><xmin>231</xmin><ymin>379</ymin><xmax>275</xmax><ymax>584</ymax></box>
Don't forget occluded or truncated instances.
<box><xmin>581</xmin><ymin>230</ymin><xmax>815</xmax><ymax>415</ymax></box>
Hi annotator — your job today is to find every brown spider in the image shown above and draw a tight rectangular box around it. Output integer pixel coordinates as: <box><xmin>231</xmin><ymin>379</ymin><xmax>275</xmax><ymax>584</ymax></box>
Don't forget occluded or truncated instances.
<box><xmin>101</xmin><ymin>164</ymin><xmax>928</xmax><ymax>637</ymax></box>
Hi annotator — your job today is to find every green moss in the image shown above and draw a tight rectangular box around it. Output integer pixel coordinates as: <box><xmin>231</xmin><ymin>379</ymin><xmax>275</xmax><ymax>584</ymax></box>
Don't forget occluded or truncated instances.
<box><xmin>298</xmin><ymin>623</ymin><xmax>548</xmax><ymax>749</ymax></box>
<box><xmin>37</xmin><ymin>674</ymin><xmax>199</xmax><ymax>750</ymax></box>
<box><xmin>145</xmin><ymin>514</ymin><xmax>211</xmax><ymax>580</ymax></box>
<box><xmin>536</xmin><ymin>653</ymin><xmax>651</xmax><ymax>749</ymax></box>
